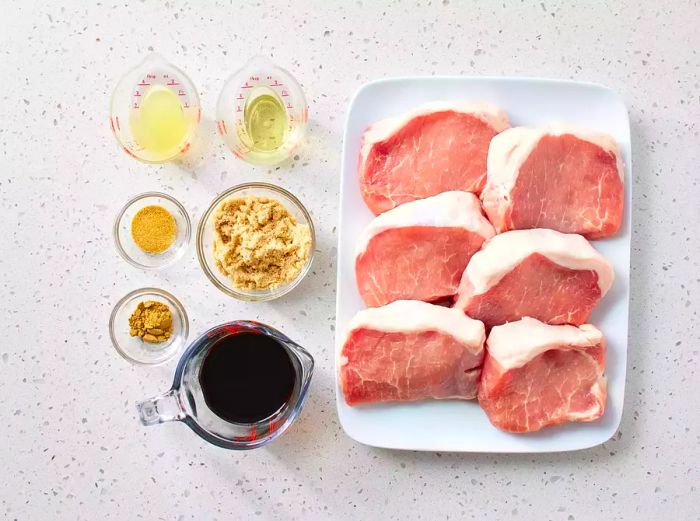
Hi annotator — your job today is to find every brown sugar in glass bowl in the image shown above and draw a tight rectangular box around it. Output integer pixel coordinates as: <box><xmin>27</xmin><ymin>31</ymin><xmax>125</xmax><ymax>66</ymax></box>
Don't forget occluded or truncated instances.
<box><xmin>212</xmin><ymin>196</ymin><xmax>312</xmax><ymax>291</ymax></box>
<box><xmin>197</xmin><ymin>183</ymin><xmax>315</xmax><ymax>301</ymax></box>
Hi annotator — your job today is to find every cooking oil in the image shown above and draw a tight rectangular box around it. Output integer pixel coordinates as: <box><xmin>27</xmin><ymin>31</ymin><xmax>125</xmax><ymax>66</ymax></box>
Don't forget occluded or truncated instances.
<box><xmin>242</xmin><ymin>87</ymin><xmax>289</xmax><ymax>152</ymax></box>
<box><xmin>130</xmin><ymin>85</ymin><xmax>188</xmax><ymax>162</ymax></box>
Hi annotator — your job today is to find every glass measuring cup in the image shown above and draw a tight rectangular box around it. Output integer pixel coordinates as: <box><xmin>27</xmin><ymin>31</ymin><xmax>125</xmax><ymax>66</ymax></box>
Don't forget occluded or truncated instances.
<box><xmin>216</xmin><ymin>56</ymin><xmax>308</xmax><ymax>166</ymax></box>
<box><xmin>110</xmin><ymin>53</ymin><xmax>201</xmax><ymax>163</ymax></box>
<box><xmin>136</xmin><ymin>321</ymin><xmax>314</xmax><ymax>450</ymax></box>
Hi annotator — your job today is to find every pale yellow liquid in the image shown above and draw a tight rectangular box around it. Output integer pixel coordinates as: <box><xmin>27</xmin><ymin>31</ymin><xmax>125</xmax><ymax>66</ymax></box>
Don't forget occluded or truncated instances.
<box><xmin>130</xmin><ymin>85</ymin><xmax>188</xmax><ymax>162</ymax></box>
<box><xmin>243</xmin><ymin>87</ymin><xmax>288</xmax><ymax>152</ymax></box>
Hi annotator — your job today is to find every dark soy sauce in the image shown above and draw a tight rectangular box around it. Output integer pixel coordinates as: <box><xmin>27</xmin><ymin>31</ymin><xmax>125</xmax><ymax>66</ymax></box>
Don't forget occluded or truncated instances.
<box><xmin>199</xmin><ymin>332</ymin><xmax>296</xmax><ymax>424</ymax></box>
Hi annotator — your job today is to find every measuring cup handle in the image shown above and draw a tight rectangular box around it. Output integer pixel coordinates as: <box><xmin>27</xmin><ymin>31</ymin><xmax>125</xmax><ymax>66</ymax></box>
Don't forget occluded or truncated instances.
<box><xmin>136</xmin><ymin>389</ymin><xmax>185</xmax><ymax>426</ymax></box>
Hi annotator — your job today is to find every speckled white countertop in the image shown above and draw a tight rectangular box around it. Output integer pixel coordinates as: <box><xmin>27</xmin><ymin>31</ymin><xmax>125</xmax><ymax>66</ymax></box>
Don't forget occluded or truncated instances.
<box><xmin>1</xmin><ymin>2</ymin><xmax>698</xmax><ymax>520</ymax></box>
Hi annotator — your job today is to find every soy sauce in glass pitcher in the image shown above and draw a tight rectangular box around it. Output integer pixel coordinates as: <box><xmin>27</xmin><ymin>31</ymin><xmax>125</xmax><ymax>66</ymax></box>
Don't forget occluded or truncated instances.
<box><xmin>199</xmin><ymin>332</ymin><xmax>296</xmax><ymax>424</ymax></box>
<box><xmin>136</xmin><ymin>321</ymin><xmax>314</xmax><ymax>450</ymax></box>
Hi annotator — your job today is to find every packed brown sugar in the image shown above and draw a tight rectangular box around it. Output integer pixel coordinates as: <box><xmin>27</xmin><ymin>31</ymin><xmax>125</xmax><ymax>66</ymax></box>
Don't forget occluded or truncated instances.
<box><xmin>212</xmin><ymin>196</ymin><xmax>311</xmax><ymax>290</ymax></box>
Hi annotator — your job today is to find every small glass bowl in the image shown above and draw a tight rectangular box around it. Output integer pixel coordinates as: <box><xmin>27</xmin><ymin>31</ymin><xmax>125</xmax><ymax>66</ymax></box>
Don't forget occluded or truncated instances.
<box><xmin>113</xmin><ymin>192</ymin><xmax>191</xmax><ymax>270</ymax></box>
<box><xmin>109</xmin><ymin>287</ymin><xmax>189</xmax><ymax>365</ymax></box>
<box><xmin>196</xmin><ymin>182</ymin><xmax>315</xmax><ymax>301</ymax></box>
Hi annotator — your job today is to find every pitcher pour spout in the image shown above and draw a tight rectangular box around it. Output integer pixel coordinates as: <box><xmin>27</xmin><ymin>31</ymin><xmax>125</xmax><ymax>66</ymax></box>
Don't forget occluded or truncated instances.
<box><xmin>136</xmin><ymin>388</ymin><xmax>186</xmax><ymax>426</ymax></box>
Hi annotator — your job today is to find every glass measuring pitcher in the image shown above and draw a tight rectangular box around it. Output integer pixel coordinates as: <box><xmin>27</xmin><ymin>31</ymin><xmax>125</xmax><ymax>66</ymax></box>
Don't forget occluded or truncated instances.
<box><xmin>136</xmin><ymin>321</ymin><xmax>314</xmax><ymax>450</ymax></box>
<box><xmin>216</xmin><ymin>56</ymin><xmax>308</xmax><ymax>166</ymax></box>
<box><xmin>110</xmin><ymin>53</ymin><xmax>201</xmax><ymax>163</ymax></box>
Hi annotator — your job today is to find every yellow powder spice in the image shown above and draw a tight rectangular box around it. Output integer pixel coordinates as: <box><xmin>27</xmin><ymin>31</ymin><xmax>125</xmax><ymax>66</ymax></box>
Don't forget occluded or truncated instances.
<box><xmin>131</xmin><ymin>205</ymin><xmax>177</xmax><ymax>254</ymax></box>
<box><xmin>212</xmin><ymin>196</ymin><xmax>312</xmax><ymax>290</ymax></box>
<box><xmin>128</xmin><ymin>301</ymin><xmax>173</xmax><ymax>343</ymax></box>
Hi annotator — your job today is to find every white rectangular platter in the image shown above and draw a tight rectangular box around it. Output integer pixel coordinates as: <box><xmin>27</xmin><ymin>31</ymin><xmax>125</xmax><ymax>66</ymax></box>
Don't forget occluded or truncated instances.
<box><xmin>334</xmin><ymin>77</ymin><xmax>631</xmax><ymax>452</ymax></box>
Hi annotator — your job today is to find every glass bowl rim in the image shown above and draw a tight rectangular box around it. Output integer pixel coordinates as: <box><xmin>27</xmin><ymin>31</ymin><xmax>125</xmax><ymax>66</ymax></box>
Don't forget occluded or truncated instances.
<box><xmin>196</xmin><ymin>182</ymin><xmax>316</xmax><ymax>301</ymax></box>
<box><xmin>109</xmin><ymin>286</ymin><xmax>190</xmax><ymax>366</ymax></box>
<box><xmin>113</xmin><ymin>191</ymin><xmax>192</xmax><ymax>270</ymax></box>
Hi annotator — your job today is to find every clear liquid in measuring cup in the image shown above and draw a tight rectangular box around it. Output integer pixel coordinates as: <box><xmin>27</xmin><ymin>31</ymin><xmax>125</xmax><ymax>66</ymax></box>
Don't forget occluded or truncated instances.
<box><xmin>198</xmin><ymin>332</ymin><xmax>296</xmax><ymax>423</ymax></box>
<box><xmin>241</xmin><ymin>86</ymin><xmax>289</xmax><ymax>152</ymax></box>
<box><xmin>130</xmin><ymin>84</ymin><xmax>188</xmax><ymax>161</ymax></box>
<box><xmin>217</xmin><ymin>57</ymin><xmax>308</xmax><ymax>166</ymax></box>
<box><xmin>111</xmin><ymin>54</ymin><xmax>200</xmax><ymax>163</ymax></box>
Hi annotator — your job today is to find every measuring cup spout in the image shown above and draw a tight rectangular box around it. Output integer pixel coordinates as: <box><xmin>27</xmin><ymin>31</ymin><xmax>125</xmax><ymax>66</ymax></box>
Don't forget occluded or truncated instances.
<box><xmin>140</xmin><ymin>51</ymin><xmax>167</xmax><ymax>66</ymax></box>
<box><xmin>136</xmin><ymin>388</ymin><xmax>186</xmax><ymax>426</ymax></box>
<box><xmin>290</xmin><ymin>343</ymin><xmax>314</xmax><ymax>377</ymax></box>
<box><xmin>246</xmin><ymin>54</ymin><xmax>272</xmax><ymax>67</ymax></box>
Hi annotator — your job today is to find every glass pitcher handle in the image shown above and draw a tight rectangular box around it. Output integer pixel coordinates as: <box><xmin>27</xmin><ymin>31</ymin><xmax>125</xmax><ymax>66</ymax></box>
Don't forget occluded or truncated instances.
<box><xmin>136</xmin><ymin>389</ymin><xmax>185</xmax><ymax>426</ymax></box>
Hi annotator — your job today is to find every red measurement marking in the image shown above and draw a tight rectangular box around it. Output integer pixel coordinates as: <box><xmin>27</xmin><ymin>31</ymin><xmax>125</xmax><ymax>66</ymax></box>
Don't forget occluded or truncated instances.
<box><xmin>197</xmin><ymin>108</ymin><xmax>202</xmax><ymax>123</ymax></box>
<box><xmin>224</xmin><ymin>324</ymin><xmax>255</xmax><ymax>336</ymax></box>
<box><xmin>115</xmin><ymin>116</ymin><xmax>120</xmax><ymax>131</ymax></box>
<box><xmin>138</xmin><ymin>81</ymin><xmax>150</xmax><ymax>86</ymax></box>
<box><xmin>123</xmin><ymin>147</ymin><xmax>137</xmax><ymax>159</ymax></box>
<box><xmin>206</xmin><ymin>324</ymin><xmax>248</xmax><ymax>338</ymax></box>
<box><xmin>237</xmin><ymin>94</ymin><xmax>244</xmax><ymax>100</ymax></box>
<box><xmin>241</xmin><ymin>84</ymin><xmax>253</xmax><ymax>89</ymax></box>
<box><xmin>184</xmin><ymin>102</ymin><xmax>189</xmax><ymax>108</ymax></box>
<box><xmin>249</xmin><ymin>75</ymin><xmax>259</xmax><ymax>81</ymax></box>
<box><xmin>178</xmin><ymin>90</ymin><xmax>186</xmax><ymax>96</ymax></box>
<box><xmin>286</xmin><ymin>103</ymin><xmax>293</xmax><ymax>109</ymax></box>
<box><xmin>216</xmin><ymin>120</ymin><xmax>228</xmax><ymax>135</ymax></box>
<box><xmin>180</xmin><ymin>142</ymin><xmax>190</xmax><ymax>154</ymax></box>
<box><xmin>270</xmin><ymin>80</ymin><xmax>283</xmax><ymax>87</ymax></box>
<box><xmin>167</xmin><ymin>79</ymin><xmax>180</xmax><ymax>86</ymax></box>
<box><xmin>146</xmin><ymin>73</ymin><xmax>156</xmax><ymax>79</ymax></box>
<box><xmin>109</xmin><ymin>118</ymin><xmax>115</xmax><ymax>132</ymax></box>
<box><xmin>236</xmin><ymin>106</ymin><xmax>242</xmax><ymax>113</ymax></box>
<box><xmin>233</xmin><ymin>149</ymin><xmax>244</xmax><ymax>159</ymax></box>
<box><xmin>302</xmin><ymin>107</ymin><xmax>308</xmax><ymax>123</ymax></box>
<box><xmin>133</xmin><ymin>103</ymin><xmax>139</xmax><ymax>109</ymax></box>
<box><xmin>281</xmin><ymin>90</ymin><xmax>289</xmax><ymax>97</ymax></box>
<box><xmin>134</xmin><ymin>91</ymin><xmax>141</xmax><ymax>97</ymax></box>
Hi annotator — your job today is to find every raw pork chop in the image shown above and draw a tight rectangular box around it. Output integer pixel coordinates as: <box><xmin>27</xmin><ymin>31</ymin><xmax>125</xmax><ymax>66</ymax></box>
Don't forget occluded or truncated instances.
<box><xmin>359</xmin><ymin>101</ymin><xmax>509</xmax><ymax>214</ymax></box>
<box><xmin>481</xmin><ymin>125</ymin><xmax>624</xmax><ymax>239</ymax></box>
<box><xmin>340</xmin><ymin>301</ymin><xmax>486</xmax><ymax>406</ymax></box>
<box><xmin>356</xmin><ymin>191</ymin><xmax>495</xmax><ymax>308</ymax></box>
<box><xmin>479</xmin><ymin>317</ymin><xmax>606</xmax><ymax>433</ymax></box>
<box><xmin>454</xmin><ymin>228</ymin><xmax>613</xmax><ymax>328</ymax></box>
